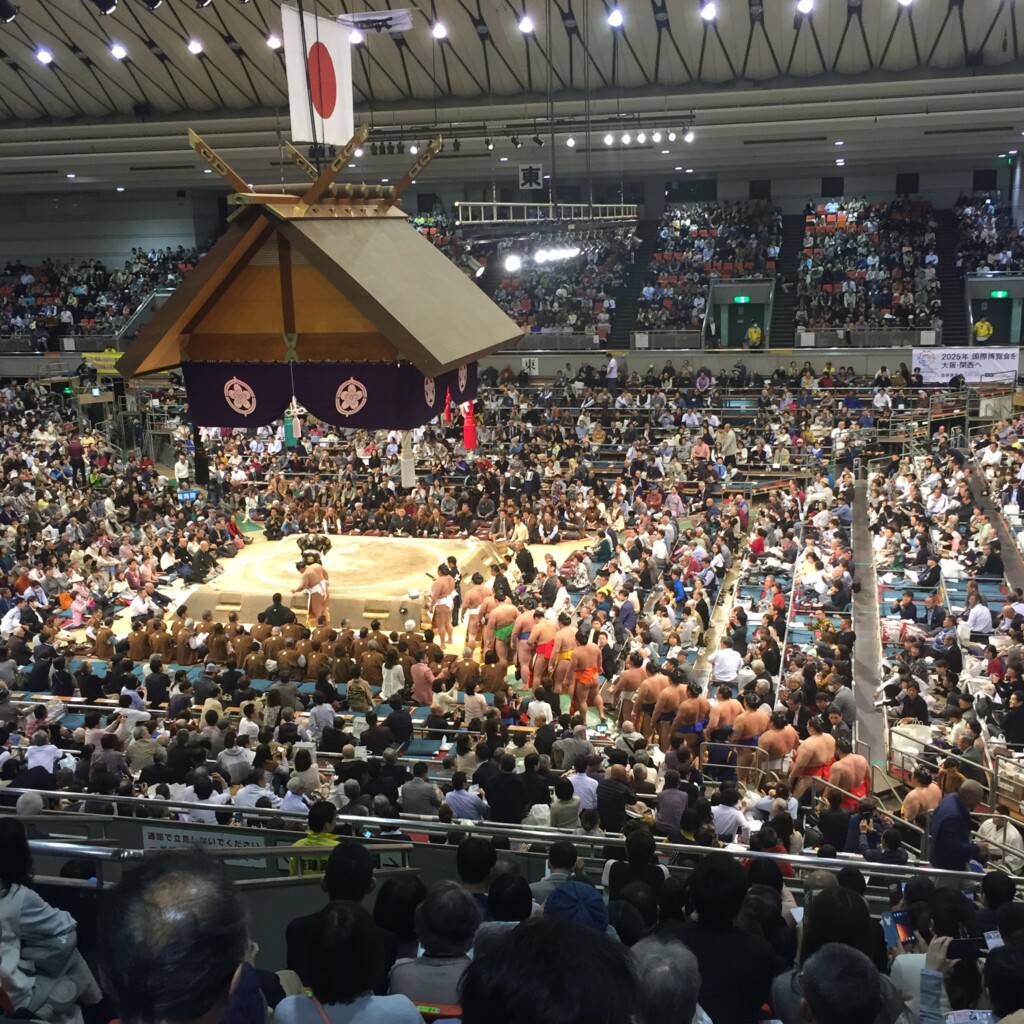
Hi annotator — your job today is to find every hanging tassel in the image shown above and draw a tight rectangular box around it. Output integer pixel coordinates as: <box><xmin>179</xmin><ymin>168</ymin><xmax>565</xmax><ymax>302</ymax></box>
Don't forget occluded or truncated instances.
<box><xmin>463</xmin><ymin>400</ymin><xmax>477</xmax><ymax>451</ymax></box>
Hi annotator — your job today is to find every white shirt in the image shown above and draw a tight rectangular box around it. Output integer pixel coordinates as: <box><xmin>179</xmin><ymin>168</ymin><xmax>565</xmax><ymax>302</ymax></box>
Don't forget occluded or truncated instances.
<box><xmin>711</xmin><ymin>803</ymin><xmax>749</xmax><ymax>842</ymax></box>
<box><xmin>527</xmin><ymin>699</ymin><xmax>554</xmax><ymax>726</ymax></box>
<box><xmin>179</xmin><ymin>787</ymin><xmax>232</xmax><ymax>823</ymax></box>
<box><xmin>966</xmin><ymin>604</ymin><xmax>994</xmax><ymax>634</ymax></box>
<box><xmin>708</xmin><ymin>647</ymin><xmax>743</xmax><ymax>681</ymax></box>
<box><xmin>606</xmin><ymin>357</ymin><xmax>618</xmax><ymax>380</ymax></box>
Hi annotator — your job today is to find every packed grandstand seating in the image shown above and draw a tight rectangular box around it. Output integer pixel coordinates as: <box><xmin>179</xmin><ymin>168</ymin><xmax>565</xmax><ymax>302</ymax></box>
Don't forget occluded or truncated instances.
<box><xmin>490</xmin><ymin>232</ymin><xmax>634</xmax><ymax>336</ymax></box>
<box><xmin>2</xmin><ymin>234</ymin><xmax>1024</xmax><ymax>1024</ymax></box>
<box><xmin>794</xmin><ymin>197</ymin><xmax>942</xmax><ymax>332</ymax></box>
<box><xmin>635</xmin><ymin>201</ymin><xmax>780</xmax><ymax>330</ymax></box>
<box><xmin>954</xmin><ymin>194</ymin><xmax>1024</xmax><ymax>274</ymax></box>
<box><xmin>0</xmin><ymin>249</ymin><xmax>200</xmax><ymax>341</ymax></box>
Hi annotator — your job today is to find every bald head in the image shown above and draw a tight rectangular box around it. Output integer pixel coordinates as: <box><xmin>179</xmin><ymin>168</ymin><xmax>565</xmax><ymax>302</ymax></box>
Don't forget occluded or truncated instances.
<box><xmin>957</xmin><ymin>779</ymin><xmax>985</xmax><ymax>811</ymax></box>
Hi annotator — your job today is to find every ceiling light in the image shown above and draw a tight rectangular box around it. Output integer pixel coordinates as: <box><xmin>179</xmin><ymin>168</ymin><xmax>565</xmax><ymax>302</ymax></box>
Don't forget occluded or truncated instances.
<box><xmin>700</xmin><ymin>1</ymin><xmax>716</xmax><ymax>20</ymax></box>
<box><xmin>431</xmin><ymin>21</ymin><xmax>447</xmax><ymax>39</ymax></box>
<box><xmin>652</xmin><ymin>130</ymin><xmax>662</xmax><ymax>143</ymax></box>
<box><xmin>637</xmin><ymin>131</ymin><xmax>646</xmax><ymax>144</ymax></box>
<box><xmin>661</xmin><ymin>149</ymin><xmax>670</xmax><ymax>154</ymax></box>
<box><xmin>566</xmin><ymin>136</ymin><xmax>575</xmax><ymax>147</ymax></box>
<box><xmin>91</xmin><ymin>0</ymin><xmax>116</xmax><ymax>12</ymax></box>
<box><xmin>349</xmin><ymin>28</ymin><xmax>364</xmax><ymax>43</ymax></box>
<box><xmin>485</xmin><ymin>138</ymin><xmax>494</xmax><ymax>150</ymax></box>
<box><xmin>354</xmin><ymin>147</ymin><xmax>363</xmax><ymax>157</ymax></box>
<box><xmin>110</xmin><ymin>42</ymin><xmax>127</xmax><ymax>59</ymax></box>
<box><xmin>511</xmin><ymin>135</ymin><xmax>522</xmax><ymax>148</ymax></box>
<box><xmin>140</xmin><ymin>0</ymin><xmax>162</xmax><ymax>8</ymax></box>
<box><xmin>499</xmin><ymin>156</ymin><xmax>508</xmax><ymax>161</ymax></box>
<box><xmin>504</xmin><ymin>255</ymin><xmax>522</xmax><ymax>272</ymax></box>
<box><xmin>684</xmin><ymin>129</ymin><xmax>695</xmax><ymax>143</ymax></box>
<box><xmin>348</xmin><ymin>163</ymin><xmax>355</xmax><ymax>167</ymax></box>
<box><xmin>0</xmin><ymin>0</ymin><xmax>18</xmax><ymax>22</ymax></box>
<box><xmin>266</xmin><ymin>33</ymin><xmax>282</xmax><ymax>49</ymax></box>
<box><xmin>604</xmin><ymin>133</ymin><xmax>614</xmax><ymax>145</ymax></box>
<box><xmin>518</xmin><ymin>13</ymin><xmax>534</xmax><ymax>31</ymax></box>
<box><xmin>381</xmin><ymin>177</ymin><xmax>389</xmax><ymax>183</ymax></box>
<box><xmin>836</xmin><ymin>158</ymin><xmax>845</xmax><ymax>166</ymax></box>
<box><xmin>686</xmin><ymin>168</ymin><xmax>693</xmax><ymax>173</ymax></box>
<box><xmin>998</xmin><ymin>153</ymin><xmax>1007</xmax><ymax>158</ymax></box>
<box><xmin>1011</xmin><ymin>150</ymin><xmax>1019</xmax><ymax>155</ymax></box>
<box><xmin>667</xmin><ymin>130</ymin><xmax>676</xmax><ymax>141</ymax></box>
<box><xmin>195</xmin><ymin>0</ymin><xmax>212</xmax><ymax>7</ymax></box>
<box><xmin>116</xmin><ymin>186</ymin><xmax>125</xmax><ymax>192</ymax></box>
<box><xmin>797</xmin><ymin>0</ymin><xmax>814</xmax><ymax>12</ymax></box>
<box><xmin>410</xmin><ymin>143</ymin><xmax>418</xmax><ymax>154</ymax></box>
<box><xmin>187</xmin><ymin>39</ymin><xmax>204</xmax><ymax>54</ymax></box>
<box><xmin>675</xmin><ymin>166</ymin><xmax>682</xmax><ymax>170</ymax></box>
<box><xmin>897</xmin><ymin>0</ymin><xmax>913</xmax><ymax>6</ymax></box>
<box><xmin>607</xmin><ymin>7</ymin><xmax>623</xmax><ymax>27</ymax></box>
<box><xmin>66</xmin><ymin>172</ymin><xmax>75</xmax><ymax>178</ymax></box>
<box><xmin>532</xmin><ymin>133</ymin><xmax>544</xmax><ymax>147</ymax></box>
<box><xmin>36</xmin><ymin>47</ymin><xmax>53</xmax><ymax>64</ymax></box>
<box><xmin>621</xmin><ymin>132</ymin><xmax>631</xmax><ymax>144</ymax></box>
<box><xmin>204</xmin><ymin>168</ymin><xmax>212</xmax><ymax>173</ymax></box>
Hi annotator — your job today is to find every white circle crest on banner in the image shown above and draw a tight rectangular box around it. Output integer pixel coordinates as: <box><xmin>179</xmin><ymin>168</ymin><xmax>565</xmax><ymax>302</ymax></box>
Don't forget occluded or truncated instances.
<box><xmin>335</xmin><ymin>377</ymin><xmax>368</xmax><ymax>417</ymax></box>
<box><xmin>224</xmin><ymin>377</ymin><xmax>256</xmax><ymax>416</ymax></box>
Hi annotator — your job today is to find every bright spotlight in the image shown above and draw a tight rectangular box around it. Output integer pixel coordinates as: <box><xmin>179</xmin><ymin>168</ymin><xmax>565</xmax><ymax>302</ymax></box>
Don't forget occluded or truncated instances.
<box><xmin>667</xmin><ymin>130</ymin><xmax>677</xmax><ymax>141</ymax></box>
<box><xmin>187</xmin><ymin>38</ymin><xmax>204</xmax><ymax>54</ymax></box>
<box><xmin>637</xmin><ymin>131</ymin><xmax>646</xmax><ymax>143</ymax></box>
<box><xmin>532</xmin><ymin>133</ymin><xmax>544</xmax><ymax>147</ymax></box>
<box><xmin>797</xmin><ymin>0</ymin><xmax>814</xmax><ymax>13</ymax></box>
<box><xmin>36</xmin><ymin>47</ymin><xmax>53</xmax><ymax>64</ymax></box>
<box><xmin>485</xmin><ymin>138</ymin><xmax>494</xmax><ymax>150</ymax></box>
<box><xmin>0</xmin><ymin>0</ymin><xmax>18</xmax><ymax>22</ymax></box>
<box><xmin>349</xmin><ymin>28</ymin><xmax>364</xmax><ymax>43</ymax></box>
<box><xmin>432</xmin><ymin>21</ymin><xmax>447</xmax><ymax>38</ymax></box>
<box><xmin>700</xmin><ymin>1</ymin><xmax>716</xmax><ymax>20</ymax></box>
<box><xmin>353</xmin><ymin>147</ymin><xmax>363</xmax><ymax>156</ymax></box>
<box><xmin>607</xmin><ymin>7</ymin><xmax>623</xmax><ymax>27</ymax></box>
<box><xmin>511</xmin><ymin>135</ymin><xmax>522</xmax><ymax>148</ymax></box>
<box><xmin>897</xmin><ymin>0</ymin><xmax>913</xmax><ymax>5</ymax></box>
<box><xmin>504</xmin><ymin>254</ymin><xmax>522</xmax><ymax>272</ymax></box>
<box><xmin>266</xmin><ymin>33</ymin><xmax>282</xmax><ymax>49</ymax></box>
<box><xmin>90</xmin><ymin>0</ymin><xmax>116</xmax><ymax>13</ymax></box>
<box><xmin>110</xmin><ymin>42</ymin><xmax>127</xmax><ymax>59</ymax></box>
<box><xmin>684</xmin><ymin>129</ymin><xmax>695</xmax><ymax>143</ymax></box>
<box><xmin>518</xmin><ymin>13</ymin><xmax>534</xmax><ymax>31</ymax></box>
<box><xmin>603</xmin><ymin>133</ymin><xmax>614</xmax><ymax>145</ymax></box>
<box><xmin>410</xmin><ymin>143</ymin><xmax>418</xmax><ymax>154</ymax></box>
<box><xmin>566</xmin><ymin>136</ymin><xmax>576</xmax><ymax>147</ymax></box>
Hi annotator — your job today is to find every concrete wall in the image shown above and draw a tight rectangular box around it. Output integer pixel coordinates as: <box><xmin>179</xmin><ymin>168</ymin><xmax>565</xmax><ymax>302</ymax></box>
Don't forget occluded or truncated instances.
<box><xmin>479</xmin><ymin>346</ymin><xmax>914</xmax><ymax>378</ymax></box>
<box><xmin>0</xmin><ymin>192</ymin><xmax>223</xmax><ymax>267</ymax></box>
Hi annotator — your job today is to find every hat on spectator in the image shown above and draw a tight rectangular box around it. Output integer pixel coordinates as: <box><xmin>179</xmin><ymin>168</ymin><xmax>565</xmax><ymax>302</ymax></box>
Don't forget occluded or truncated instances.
<box><xmin>544</xmin><ymin>881</ymin><xmax>609</xmax><ymax>932</ymax></box>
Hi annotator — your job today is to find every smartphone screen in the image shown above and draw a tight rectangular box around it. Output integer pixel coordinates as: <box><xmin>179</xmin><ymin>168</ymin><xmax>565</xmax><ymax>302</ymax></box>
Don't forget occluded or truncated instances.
<box><xmin>881</xmin><ymin>910</ymin><xmax>916</xmax><ymax>950</ymax></box>
<box><xmin>947</xmin><ymin>937</ymin><xmax>987</xmax><ymax>960</ymax></box>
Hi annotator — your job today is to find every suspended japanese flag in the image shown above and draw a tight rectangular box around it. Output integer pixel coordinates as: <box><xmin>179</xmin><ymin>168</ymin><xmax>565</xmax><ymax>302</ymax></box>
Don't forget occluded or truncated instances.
<box><xmin>281</xmin><ymin>5</ymin><xmax>354</xmax><ymax>148</ymax></box>
<box><xmin>463</xmin><ymin>401</ymin><xmax>477</xmax><ymax>451</ymax></box>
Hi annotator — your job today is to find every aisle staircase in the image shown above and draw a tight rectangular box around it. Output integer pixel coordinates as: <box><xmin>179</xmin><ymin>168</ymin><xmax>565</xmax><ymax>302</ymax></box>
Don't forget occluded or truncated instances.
<box><xmin>768</xmin><ymin>214</ymin><xmax>806</xmax><ymax>346</ymax></box>
<box><xmin>608</xmin><ymin>219</ymin><xmax>661</xmax><ymax>348</ymax></box>
<box><xmin>934</xmin><ymin>209</ymin><xmax>969</xmax><ymax>345</ymax></box>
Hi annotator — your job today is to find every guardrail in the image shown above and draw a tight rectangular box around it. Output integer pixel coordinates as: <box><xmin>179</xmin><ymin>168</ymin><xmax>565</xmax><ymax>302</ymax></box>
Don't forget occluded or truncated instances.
<box><xmin>454</xmin><ymin>201</ymin><xmax>638</xmax><ymax>225</ymax></box>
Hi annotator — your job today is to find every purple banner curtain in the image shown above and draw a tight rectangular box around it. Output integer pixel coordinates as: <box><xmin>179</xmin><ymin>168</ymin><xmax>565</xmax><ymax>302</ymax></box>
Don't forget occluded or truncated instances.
<box><xmin>181</xmin><ymin>360</ymin><xmax>478</xmax><ymax>429</ymax></box>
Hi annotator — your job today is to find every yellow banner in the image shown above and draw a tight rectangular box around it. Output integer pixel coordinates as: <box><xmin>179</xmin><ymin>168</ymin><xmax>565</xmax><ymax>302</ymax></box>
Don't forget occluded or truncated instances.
<box><xmin>83</xmin><ymin>349</ymin><xmax>121</xmax><ymax>376</ymax></box>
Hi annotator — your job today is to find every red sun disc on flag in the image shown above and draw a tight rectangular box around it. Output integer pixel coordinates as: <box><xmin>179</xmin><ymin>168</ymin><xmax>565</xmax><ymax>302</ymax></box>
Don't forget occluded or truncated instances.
<box><xmin>307</xmin><ymin>41</ymin><xmax>337</xmax><ymax>118</ymax></box>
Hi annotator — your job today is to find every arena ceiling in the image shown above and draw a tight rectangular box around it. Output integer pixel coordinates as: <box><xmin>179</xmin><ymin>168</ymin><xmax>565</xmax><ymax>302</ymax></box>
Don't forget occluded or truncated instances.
<box><xmin>0</xmin><ymin>0</ymin><xmax>1022</xmax><ymax>190</ymax></box>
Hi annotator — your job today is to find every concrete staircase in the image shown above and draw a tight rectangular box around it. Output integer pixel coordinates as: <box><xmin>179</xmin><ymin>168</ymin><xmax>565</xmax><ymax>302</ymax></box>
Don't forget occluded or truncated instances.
<box><xmin>934</xmin><ymin>209</ymin><xmax>969</xmax><ymax>345</ymax></box>
<box><xmin>609</xmin><ymin>219</ymin><xmax>661</xmax><ymax>348</ymax></box>
<box><xmin>768</xmin><ymin>214</ymin><xmax>806</xmax><ymax>347</ymax></box>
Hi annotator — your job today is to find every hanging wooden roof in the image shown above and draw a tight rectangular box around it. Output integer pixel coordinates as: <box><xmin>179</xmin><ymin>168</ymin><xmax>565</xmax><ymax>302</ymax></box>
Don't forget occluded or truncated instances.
<box><xmin>116</xmin><ymin>201</ymin><xmax>522</xmax><ymax>379</ymax></box>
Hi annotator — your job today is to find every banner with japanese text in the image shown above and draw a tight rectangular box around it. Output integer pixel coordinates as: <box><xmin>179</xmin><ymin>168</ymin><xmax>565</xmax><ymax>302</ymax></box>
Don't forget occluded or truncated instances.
<box><xmin>911</xmin><ymin>347</ymin><xmax>1019</xmax><ymax>383</ymax></box>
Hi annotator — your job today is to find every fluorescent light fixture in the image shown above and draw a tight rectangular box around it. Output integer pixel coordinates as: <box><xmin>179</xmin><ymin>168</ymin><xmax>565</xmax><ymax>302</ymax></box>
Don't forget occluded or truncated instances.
<box><xmin>836</xmin><ymin>158</ymin><xmax>845</xmax><ymax>166</ymax></box>
<box><xmin>116</xmin><ymin>186</ymin><xmax>125</xmax><ymax>192</ymax></box>
<box><xmin>661</xmin><ymin>149</ymin><xmax>670</xmax><ymax>154</ymax></box>
<box><xmin>685</xmin><ymin>168</ymin><xmax>694</xmax><ymax>173</ymax></box>
<box><xmin>66</xmin><ymin>172</ymin><xmax>75</xmax><ymax>178</ymax></box>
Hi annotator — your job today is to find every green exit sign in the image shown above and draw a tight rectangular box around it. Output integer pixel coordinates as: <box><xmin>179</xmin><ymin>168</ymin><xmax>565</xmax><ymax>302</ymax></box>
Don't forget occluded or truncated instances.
<box><xmin>733</xmin><ymin>295</ymin><xmax>751</xmax><ymax>304</ymax></box>
<box><xmin>991</xmin><ymin>289</ymin><xmax>1010</xmax><ymax>298</ymax></box>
